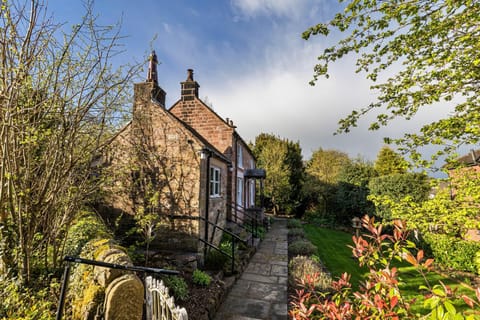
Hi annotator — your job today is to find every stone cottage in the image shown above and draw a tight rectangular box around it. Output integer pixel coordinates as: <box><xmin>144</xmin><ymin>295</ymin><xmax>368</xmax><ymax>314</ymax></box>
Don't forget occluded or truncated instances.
<box><xmin>101</xmin><ymin>52</ymin><xmax>262</xmax><ymax>260</ymax></box>
<box><xmin>169</xmin><ymin>68</ymin><xmax>261</xmax><ymax>223</ymax></box>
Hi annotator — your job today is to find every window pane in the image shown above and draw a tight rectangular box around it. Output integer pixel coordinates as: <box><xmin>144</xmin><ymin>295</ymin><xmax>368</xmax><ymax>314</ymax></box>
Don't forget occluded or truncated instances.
<box><xmin>209</xmin><ymin>167</ymin><xmax>221</xmax><ymax>196</ymax></box>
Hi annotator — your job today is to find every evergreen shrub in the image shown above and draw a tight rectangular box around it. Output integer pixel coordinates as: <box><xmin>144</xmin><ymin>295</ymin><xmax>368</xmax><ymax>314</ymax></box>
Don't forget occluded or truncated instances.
<box><xmin>287</xmin><ymin>219</ymin><xmax>303</xmax><ymax>229</ymax></box>
<box><xmin>288</xmin><ymin>227</ymin><xmax>305</xmax><ymax>239</ymax></box>
<box><xmin>289</xmin><ymin>239</ymin><xmax>317</xmax><ymax>256</ymax></box>
<box><xmin>423</xmin><ymin>233</ymin><xmax>480</xmax><ymax>273</ymax></box>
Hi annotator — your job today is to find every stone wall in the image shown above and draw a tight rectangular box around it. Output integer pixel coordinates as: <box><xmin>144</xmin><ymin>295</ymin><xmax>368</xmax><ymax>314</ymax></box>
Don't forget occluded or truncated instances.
<box><xmin>103</xmin><ymin>82</ymin><xmax>205</xmax><ymax>252</ymax></box>
<box><xmin>69</xmin><ymin>238</ymin><xmax>143</xmax><ymax>320</ymax></box>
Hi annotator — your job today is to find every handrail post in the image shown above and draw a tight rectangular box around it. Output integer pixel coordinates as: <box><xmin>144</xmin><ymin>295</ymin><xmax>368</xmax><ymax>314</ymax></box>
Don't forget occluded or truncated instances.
<box><xmin>253</xmin><ymin>213</ymin><xmax>256</xmax><ymax>246</ymax></box>
<box><xmin>56</xmin><ymin>262</ymin><xmax>71</xmax><ymax>320</ymax></box>
<box><xmin>231</xmin><ymin>237</ymin><xmax>235</xmax><ymax>275</ymax></box>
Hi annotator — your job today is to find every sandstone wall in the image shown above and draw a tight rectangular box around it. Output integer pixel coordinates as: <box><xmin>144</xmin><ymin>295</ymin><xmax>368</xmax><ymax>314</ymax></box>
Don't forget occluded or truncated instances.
<box><xmin>68</xmin><ymin>239</ymin><xmax>143</xmax><ymax>320</ymax></box>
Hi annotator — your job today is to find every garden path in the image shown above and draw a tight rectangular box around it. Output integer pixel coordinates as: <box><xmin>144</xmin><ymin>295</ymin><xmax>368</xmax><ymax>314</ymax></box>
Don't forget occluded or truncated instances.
<box><xmin>214</xmin><ymin>217</ymin><xmax>288</xmax><ymax>320</ymax></box>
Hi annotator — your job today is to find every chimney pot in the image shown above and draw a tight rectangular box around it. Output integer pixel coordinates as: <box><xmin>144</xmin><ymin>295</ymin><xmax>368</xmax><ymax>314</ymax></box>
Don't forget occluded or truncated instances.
<box><xmin>181</xmin><ymin>68</ymin><xmax>200</xmax><ymax>101</ymax></box>
<box><xmin>147</xmin><ymin>51</ymin><xmax>158</xmax><ymax>84</ymax></box>
<box><xmin>187</xmin><ymin>69</ymin><xmax>194</xmax><ymax>81</ymax></box>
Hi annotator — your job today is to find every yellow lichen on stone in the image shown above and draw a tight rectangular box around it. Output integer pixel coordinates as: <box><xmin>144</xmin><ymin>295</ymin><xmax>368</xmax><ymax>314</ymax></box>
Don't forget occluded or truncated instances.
<box><xmin>67</xmin><ymin>237</ymin><xmax>142</xmax><ymax>319</ymax></box>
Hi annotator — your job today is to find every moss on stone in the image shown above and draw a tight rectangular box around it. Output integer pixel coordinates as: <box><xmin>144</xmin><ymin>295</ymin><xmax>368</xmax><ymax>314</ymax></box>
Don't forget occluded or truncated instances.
<box><xmin>68</xmin><ymin>237</ymin><xmax>134</xmax><ymax>319</ymax></box>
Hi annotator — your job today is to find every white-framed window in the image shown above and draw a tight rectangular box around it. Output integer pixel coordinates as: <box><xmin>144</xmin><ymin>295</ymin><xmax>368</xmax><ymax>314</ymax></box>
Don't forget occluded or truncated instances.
<box><xmin>236</xmin><ymin>177</ymin><xmax>243</xmax><ymax>206</ymax></box>
<box><xmin>210</xmin><ymin>166</ymin><xmax>221</xmax><ymax>197</ymax></box>
<box><xmin>237</xmin><ymin>144</ymin><xmax>243</xmax><ymax>168</ymax></box>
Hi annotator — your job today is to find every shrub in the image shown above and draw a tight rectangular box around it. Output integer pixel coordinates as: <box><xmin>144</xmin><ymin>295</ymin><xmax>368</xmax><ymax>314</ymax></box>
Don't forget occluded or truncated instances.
<box><xmin>205</xmin><ymin>236</ymin><xmax>240</xmax><ymax>274</ymax></box>
<box><xmin>288</xmin><ymin>219</ymin><xmax>303</xmax><ymax>229</ymax></box>
<box><xmin>192</xmin><ymin>269</ymin><xmax>211</xmax><ymax>287</ymax></box>
<box><xmin>245</xmin><ymin>223</ymin><xmax>266</xmax><ymax>239</ymax></box>
<box><xmin>289</xmin><ymin>255</ymin><xmax>331</xmax><ymax>291</ymax></box>
<box><xmin>423</xmin><ymin>233</ymin><xmax>480</xmax><ymax>273</ymax></box>
<box><xmin>288</xmin><ymin>227</ymin><xmax>305</xmax><ymax>239</ymax></box>
<box><xmin>289</xmin><ymin>239</ymin><xmax>317</xmax><ymax>256</ymax></box>
<box><xmin>64</xmin><ymin>210</ymin><xmax>111</xmax><ymax>257</ymax></box>
<box><xmin>310</xmin><ymin>254</ymin><xmax>321</xmax><ymax>263</ymax></box>
<box><xmin>475</xmin><ymin>251</ymin><xmax>480</xmax><ymax>275</ymax></box>
<box><xmin>289</xmin><ymin>215</ymin><xmax>480</xmax><ymax>319</ymax></box>
<box><xmin>163</xmin><ymin>275</ymin><xmax>189</xmax><ymax>301</ymax></box>
<box><xmin>303</xmin><ymin>211</ymin><xmax>335</xmax><ymax>228</ymax></box>
<box><xmin>0</xmin><ymin>276</ymin><xmax>58</xmax><ymax>319</ymax></box>
<box><xmin>205</xmin><ymin>248</ymin><xmax>229</xmax><ymax>271</ymax></box>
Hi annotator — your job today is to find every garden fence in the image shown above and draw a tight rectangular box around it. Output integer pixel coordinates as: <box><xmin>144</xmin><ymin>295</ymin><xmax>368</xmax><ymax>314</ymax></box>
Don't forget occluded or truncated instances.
<box><xmin>145</xmin><ymin>276</ymin><xmax>188</xmax><ymax>320</ymax></box>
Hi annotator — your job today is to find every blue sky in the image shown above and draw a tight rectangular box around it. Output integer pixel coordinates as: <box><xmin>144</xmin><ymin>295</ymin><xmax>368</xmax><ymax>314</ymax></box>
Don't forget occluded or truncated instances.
<box><xmin>47</xmin><ymin>0</ymin><xmax>447</xmax><ymax>162</ymax></box>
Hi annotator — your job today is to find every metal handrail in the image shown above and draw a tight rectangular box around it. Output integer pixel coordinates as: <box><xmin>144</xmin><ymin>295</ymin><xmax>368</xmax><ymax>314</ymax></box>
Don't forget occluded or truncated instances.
<box><xmin>198</xmin><ymin>238</ymin><xmax>236</xmax><ymax>275</ymax></box>
<box><xmin>198</xmin><ymin>216</ymin><xmax>246</xmax><ymax>274</ymax></box>
<box><xmin>227</xmin><ymin>203</ymin><xmax>260</xmax><ymax>244</ymax></box>
<box><xmin>56</xmin><ymin>256</ymin><xmax>179</xmax><ymax>320</ymax></box>
<box><xmin>199</xmin><ymin>216</ymin><xmax>244</xmax><ymax>243</ymax></box>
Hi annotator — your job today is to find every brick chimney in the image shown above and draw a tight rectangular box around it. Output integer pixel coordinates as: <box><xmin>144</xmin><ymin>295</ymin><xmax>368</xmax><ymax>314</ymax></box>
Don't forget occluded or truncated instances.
<box><xmin>132</xmin><ymin>51</ymin><xmax>166</xmax><ymax>126</ymax></box>
<box><xmin>180</xmin><ymin>69</ymin><xmax>199</xmax><ymax>101</ymax></box>
<box><xmin>143</xmin><ymin>51</ymin><xmax>166</xmax><ymax>107</ymax></box>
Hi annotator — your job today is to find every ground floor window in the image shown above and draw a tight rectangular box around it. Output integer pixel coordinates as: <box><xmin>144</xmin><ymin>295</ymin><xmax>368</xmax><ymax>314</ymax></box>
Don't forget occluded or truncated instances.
<box><xmin>249</xmin><ymin>180</ymin><xmax>255</xmax><ymax>207</ymax></box>
<box><xmin>237</xmin><ymin>177</ymin><xmax>243</xmax><ymax>206</ymax></box>
<box><xmin>210</xmin><ymin>167</ymin><xmax>221</xmax><ymax>197</ymax></box>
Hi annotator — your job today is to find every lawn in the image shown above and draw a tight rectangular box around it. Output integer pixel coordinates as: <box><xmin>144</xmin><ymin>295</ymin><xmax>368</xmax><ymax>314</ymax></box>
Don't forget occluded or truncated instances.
<box><xmin>303</xmin><ymin>224</ymin><xmax>367</xmax><ymax>286</ymax></box>
<box><xmin>303</xmin><ymin>224</ymin><xmax>480</xmax><ymax>317</ymax></box>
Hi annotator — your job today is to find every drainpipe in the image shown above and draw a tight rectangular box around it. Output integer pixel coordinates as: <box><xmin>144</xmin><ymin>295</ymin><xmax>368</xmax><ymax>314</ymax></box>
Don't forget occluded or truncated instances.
<box><xmin>201</xmin><ymin>148</ymin><xmax>211</xmax><ymax>260</ymax></box>
<box><xmin>233</xmin><ymin>136</ymin><xmax>238</xmax><ymax>222</ymax></box>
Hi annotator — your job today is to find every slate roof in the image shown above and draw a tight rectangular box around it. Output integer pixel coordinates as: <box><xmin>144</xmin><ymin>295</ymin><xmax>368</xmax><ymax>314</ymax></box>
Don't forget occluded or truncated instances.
<box><xmin>454</xmin><ymin>149</ymin><xmax>480</xmax><ymax>167</ymax></box>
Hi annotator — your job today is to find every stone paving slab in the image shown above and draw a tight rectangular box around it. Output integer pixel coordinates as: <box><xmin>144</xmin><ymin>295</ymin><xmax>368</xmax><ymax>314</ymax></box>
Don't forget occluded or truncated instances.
<box><xmin>214</xmin><ymin>218</ymin><xmax>288</xmax><ymax>320</ymax></box>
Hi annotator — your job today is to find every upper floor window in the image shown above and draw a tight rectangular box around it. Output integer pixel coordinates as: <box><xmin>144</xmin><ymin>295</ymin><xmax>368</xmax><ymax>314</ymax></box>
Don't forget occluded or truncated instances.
<box><xmin>237</xmin><ymin>144</ymin><xmax>243</xmax><ymax>168</ymax></box>
<box><xmin>210</xmin><ymin>166</ymin><xmax>221</xmax><ymax>197</ymax></box>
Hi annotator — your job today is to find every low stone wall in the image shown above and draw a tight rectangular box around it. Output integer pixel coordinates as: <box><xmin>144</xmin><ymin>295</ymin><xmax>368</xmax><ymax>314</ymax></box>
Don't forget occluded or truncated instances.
<box><xmin>68</xmin><ymin>238</ymin><xmax>143</xmax><ymax>320</ymax></box>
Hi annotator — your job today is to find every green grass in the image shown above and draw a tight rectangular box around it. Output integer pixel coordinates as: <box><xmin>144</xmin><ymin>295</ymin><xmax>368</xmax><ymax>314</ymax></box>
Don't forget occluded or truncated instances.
<box><xmin>303</xmin><ymin>224</ymin><xmax>367</xmax><ymax>287</ymax></box>
<box><xmin>303</xmin><ymin>224</ymin><xmax>480</xmax><ymax>317</ymax></box>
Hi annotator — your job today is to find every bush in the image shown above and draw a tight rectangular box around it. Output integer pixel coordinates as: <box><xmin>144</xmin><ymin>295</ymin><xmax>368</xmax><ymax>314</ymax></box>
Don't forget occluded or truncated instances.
<box><xmin>0</xmin><ymin>276</ymin><xmax>58</xmax><ymax>319</ymax></box>
<box><xmin>303</xmin><ymin>212</ymin><xmax>335</xmax><ymax>228</ymax></box>
<box><xmin>245</xmin><ymin>223</ymin><xmax>266</xmax><ymax>239</ymax></box>
<box><xmin>289</xmin><ymin>215</ymin><xmax>480</xmax><ymax>319</ymax></box>
<box><xmin>289</xmin><ymin>255</ymin><xmax>331</xmax><ymax>291</ymax></box>
<box><xmin>64</xmin><ymin>210</ymin><xmax>111</xmax><ymax>257</ymax></box>
<box><xmin>205</xmin><ymin>235</ymin><xmax>240</xmax><ymax>274</ymax></box>
<box><xmin>163</xmin><ymin>275</ymin><xmax>189</xmax><ymax>301</ymax></box>
<box><xmin>192</xmin><ymin>269</ymin><xmax>211</xmax><ymax>287</ymax></box>
<box><xmin>423</xmin><ymin>233</ymin><xmax>480</xmax><ymax>273</ymax></box>
<box><xmin>288</xmin><ymin>219</ymin><xmax>303</xmax><ymax>229</ymax></box>
<box><xmin>288</xmin><ymin>227</ymin><xmax>305</xmax><ymax>239</ymax></box>
<box><xmin>289</xmin><ymin>239</ymin><xmax>317</xmax><ymax>256</ymax></box>
<box><xmin>205</xmin><ymin>248</ymin><xmax>229</xmax><ymax>271</ymax></box>
<box><xmin>476</xmin><ymin>251</ymin><xmax>480</xmax><ymax>275</ymax></box>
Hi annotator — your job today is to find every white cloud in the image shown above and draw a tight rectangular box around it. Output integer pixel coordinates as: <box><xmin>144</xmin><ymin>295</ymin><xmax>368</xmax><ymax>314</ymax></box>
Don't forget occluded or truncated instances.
<box><xmin>206</xmin><ymin>46</ymin><xmax>381</xmax><ymax>159</ymax></box>
<box><xmin>202</xmin><ymin>26</ymin><xmax>450</xmax><ymax>162</ymax></box>
<box><xmin>162</xmin><ymin>23</ymin><xmax>172</xmax><ymax>34</ymax></box>
<box><xmin>231</xmin><ymin>0</ymin><xmax>319</xmax><ymax>20</ymax></box>
<box><xmin>113</xmin><ymin>0</ymin><xmax>452</xmax><ymax>163</ymax></box>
